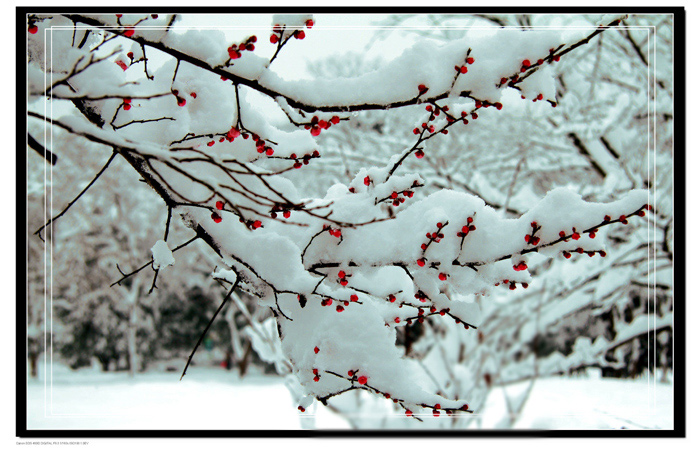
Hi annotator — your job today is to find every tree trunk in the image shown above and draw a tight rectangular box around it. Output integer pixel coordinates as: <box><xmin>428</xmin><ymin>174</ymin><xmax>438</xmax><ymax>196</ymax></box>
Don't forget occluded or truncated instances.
<box><xmin>122</xmin><ymin>279</ymin><xmax>142</xmax><ymax>377</ymax></box>
<box><xmin>224</xmin><ymin>296</ymin><xmax>246</xmax><ymax>375</ymax></box>
<box><xmin>29</xmin><ymin>353</ymin><xmax>38</xmax><ymax>378</ymax></box>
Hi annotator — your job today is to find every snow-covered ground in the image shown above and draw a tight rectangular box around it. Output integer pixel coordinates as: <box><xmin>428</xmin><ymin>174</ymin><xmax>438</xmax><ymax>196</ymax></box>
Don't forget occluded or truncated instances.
<box><xmin>26</xmin><ymin>363</ymin><xmax>349</xmax><ymax>430</ymax></box>
<box><xmin>26</xmin><ymin>363</ymin><xmax>673</xmax><ymax>431</ymax></box>
<box><xmin>479</xmin><ymin>370</ymin><xmax>673</xmax><ymax>430</ymax></box>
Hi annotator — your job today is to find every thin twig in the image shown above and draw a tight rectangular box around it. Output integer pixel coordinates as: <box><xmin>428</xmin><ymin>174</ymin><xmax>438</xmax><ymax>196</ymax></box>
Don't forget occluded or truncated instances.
<box><xmin>180</xmin><ymin>277</ymin><xmax>239</xmax><ymax>380</ymax></box>
<box><xmin>34</xmin><ymin>150</ymin><xmax>117</xmax><ymax>240</ymax></box>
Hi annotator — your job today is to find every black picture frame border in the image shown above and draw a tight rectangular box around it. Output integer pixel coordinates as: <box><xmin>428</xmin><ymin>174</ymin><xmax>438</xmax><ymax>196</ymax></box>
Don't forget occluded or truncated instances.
<box><xmin>16</xmin><ymin>5</ymin><xmax>686</xmax><ymax>439</ymax></box>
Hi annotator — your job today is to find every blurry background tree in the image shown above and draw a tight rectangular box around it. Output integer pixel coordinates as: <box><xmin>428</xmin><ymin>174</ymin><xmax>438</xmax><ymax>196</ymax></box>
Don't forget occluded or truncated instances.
<box><xmin>27</xmin><ymin>125</ymin><xmax>271</xmax><ymax>376</ymax></box>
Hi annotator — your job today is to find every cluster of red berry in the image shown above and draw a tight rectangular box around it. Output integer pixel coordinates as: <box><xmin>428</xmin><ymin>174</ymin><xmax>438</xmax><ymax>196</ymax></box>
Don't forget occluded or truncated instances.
<box><xmin>324</xmin><ymin>225</ymin><xmax>342</xmax><ymax>238</ymax></box>
<box><xmin>416</xmin><ymin>221</ymin><xmax>448</xmax><ymax>263</ymax></box>
<box><xmin>513</xmin><ymin>261</ymin><xmax>528</xmax><ymax>271</ymax></box>
<box><xmin>562</xmin><ymin>249</ymin><xmax>607</xmax><ymax>259</ymax></box>
<box><xmin>270</xmin><ymin>19</ymin><xmax>313</xmax><ymax>44</ymax></box>
<box><xmin>457</xmin><ymin>216</ymin><xmax>476</xmax><ymax>238</ymax></box>
<box><xmin>290</xmin><ymin>150</ymin><xmax>320</xmax><ymax>169</ymax></box>
<box><xmin>171</xmin><ymin>89</ymin><xmax>187</xmax><ymax>107</ymax></box>
<box><xmin>228</xmin><ymin>35</ymin><xmax>257</xmax><ymax>60</ymax></box>
<box><xmin>494</xmin><ymin>279</ymin><xmax>529</xmax><ymax>290</ymax></box>
<box><xmin>523</xmin><ymin>221</ymin><xmax>541</xmax><ymax>246</ymax></box>
<box><xmin>454</xmin><ymin>55</ymin><xmax>475</xmax><ymax>74</ymax></box>
<box><xmin>305</xmin><ymin>115</ymin><xmax>340</xmax><ymax>136</ymax></box>
<box><xmin>337</xmin><ymin>270</ymin><xmax>350</xmax><ymax>287</ymax></box>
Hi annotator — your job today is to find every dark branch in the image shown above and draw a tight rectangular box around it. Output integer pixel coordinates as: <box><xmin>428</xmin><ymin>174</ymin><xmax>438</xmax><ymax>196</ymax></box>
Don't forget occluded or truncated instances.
<box><xmin>181</xmin><ymin>277</ymin><xmax>239</xmax><ymax>380</ymax></box>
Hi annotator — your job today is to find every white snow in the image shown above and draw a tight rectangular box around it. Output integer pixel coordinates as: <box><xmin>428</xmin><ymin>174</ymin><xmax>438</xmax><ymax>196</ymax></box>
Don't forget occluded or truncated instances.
<box><xmin>150</xmin><ymin>240</ymin><xmax>175</xmax><ymax>269</ymax></box>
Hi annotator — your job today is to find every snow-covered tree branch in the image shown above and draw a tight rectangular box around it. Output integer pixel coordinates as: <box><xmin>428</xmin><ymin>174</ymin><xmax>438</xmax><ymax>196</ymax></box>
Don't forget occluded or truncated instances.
<box><xmin>26</xmin><ymin>11</ymin><xmax>658</xmax><ymax>421</ymax></box>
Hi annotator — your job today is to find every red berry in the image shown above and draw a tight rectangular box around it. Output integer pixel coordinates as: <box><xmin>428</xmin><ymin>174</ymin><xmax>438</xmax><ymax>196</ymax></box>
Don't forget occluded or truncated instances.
<box><xmin>216</xmin><ymin>200</ymin><xmax>225</xmax><ymax>210</ymax></box>
<box><xmin>466</xmin><ymin>57</ymin><xmax>475</xmax><ymax>64</ymax></box>
<box><xmin>336</xmin><ymin>305</ymin><xmax>344</xmax><ymax>312</ymax></box>
<box><xmin>559</xmin><ymin>231</ymin><xmax>566</xmax><ymax>238</ymax></box>
<box><xmin>314</xmin><ymin>375</ymin><xmax>320</xmax><ymax>382</ymax></box>
<box><xmin>253</xmin><ymin>220</ymin><xmax>262</xmax><ymax>229</ymax></box>
<box><xmin>283</xmin><ymin>211</ymin><xmax>291</xmax><ymax>218</ymax></box>
<box><xmin>340</xmin><ymin>279</ymin><xmax>348</xmax><ymax>286</ymax></box>
<box><xmin>177</xmin><ymin>97</ymin><xmax>186</xmax><ymax>107</ymax></box>
<box><xmin>415</xmin><ymin>150</ymin><xmax>424</xmax><ymax>159</ymax></box>
<box><xmin>266</xmin><ymin>148</ymin><xmax>274</xmax><ymax>156</ymax></box>
<box><xmin>418</xmin><ymin>84</ymin><xmax>427</xmax><ymax>93</ymax></box>
<box><xmin>314</xmin><ymin>346</ymin><xmax>319</xmax><ymax>354</ymax></box>
<box><xmin>298</xmin><ymin>406</ymin><xmax>305</xmax><ymax>412</ymax></box>
<box><xmin>331</xmin><ymin>116</ymin><xmax>340</xmax><ymax>124</ymax></box>
<box><xmin>600</xmin><ymin>251</ymin><xmax>607</xmax><ymax>257</ymax></box>
<box><xmin>305</xmin><ymin>19</ymin><xmax>314</xmax><ymax>28</ymax></box>
<box><xmin>572</xmin><ymin>232</ymin><xmax>580</xmax><ymax>240</ymax></box>
<box><xmin>394</xmin><ymin>317</ymin><xmax>400</xmax><ymax>323</ymax></box>
<box><xmin>115</xmin><ymin>60</ymin><xmax>128</xmax><ymax>71</ymax></box>
<box><xmin>270</xmin><ymin>34</ymin><xmax>279</xmax><ymax>44</ymax></box>
<box><xmin>522</xmin><ymin>59</ymin><xmax>531</xmax><ymax>67</ymax></box>
<box><xmin>211</xmin><ymin>212</ymin><xmax>222</xmax><ymax>223</ymax></box>
<box><xmin>123</xmin><ymin>103</ymin><xmax>131</xmax><ymax>111</ymax></box>
<box><xmin>28</xmin><ymin>24</ymin><xmax>38</xmax><ymax>34</ymax></box>
<box><xmin>537</xmin><ymin>93</ymin><xmax>544</xmax><ymax>101</ymax></box>
<box><xmin>471</xmin><ymin>113</ymin><xmax>478</xmax><ymax>120</ymax></box>
<box><xmin>417</xmin><ymin>258</ymin><xmax>426</xmax><ymax>267</ymax></box>
<box><xmin>358</xmin><ymin>376</ymin><xmax>367</xmax><ymax>385</ymax></box>
<box><xmin>350</xmin><ymin>294</ymin><xmax>358</xmax><ymax>302</ymax></box>
<box><xmin>495</xmin><ymin>102</ymin><xmax>503</xmax><ymax>110</ymax></box>
<box><xmin>338</xmin><ymin>270</ymin><xmax>346</xmax><ymax>278</ymax></box>
<box><xmin>364</xmin><ymin>176</ymin><xmax>371</xmax><ymax>186</ymax></box>
<box><xmin>524</xmin><ymin>234</ymin><xmax>531</xmax><ymax>243</ymax></box>
<box><xmin>589</xmin><ymin>232</ymin><xmax>596</xmax><ymax>239</ymax></box>
<box><xmin>405</xmin><ymin>410</ymin><xmax>413</xmax><ymax>417</ymax></box>
<box><xmin>190</xmin><ymin>92</ymin><xmax>197</xmax><ymax>98</ymax></box>
<box><xmin>438</xmin><ymin>273</ymin><xmax>447</xmax><ymax>281</ymax></box>
<box><xmin>460</xmin><ymin>65</ymin><xmax>468</xmax><ymax>74</ymax></box>
<box><xmin>123</xmin><ymin>28</ymin><xmax>135</xmax><ymax>38</ymax></box>
<box><xmin>295</xmin><ymin>30</ymin><xmax>305</xmax><ymax>40</ymax></box>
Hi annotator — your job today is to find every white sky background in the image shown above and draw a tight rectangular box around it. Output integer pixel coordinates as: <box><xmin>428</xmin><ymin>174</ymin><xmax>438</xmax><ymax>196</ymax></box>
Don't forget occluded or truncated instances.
<box><xmin>6</xmin><ymin>1</ymin><xmax>700</xmax><ymax>449</ymax></box>
<box><xmin>177</xmin><ymin>13</ymin><xmax>411</xmax><ymax>79</ymax></box>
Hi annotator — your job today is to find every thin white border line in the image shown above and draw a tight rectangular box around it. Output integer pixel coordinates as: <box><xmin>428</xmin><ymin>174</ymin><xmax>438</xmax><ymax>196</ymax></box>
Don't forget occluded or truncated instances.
<box><xmin>34</xmin><ymin>19</ymin><xmax>667</xmax><ymax>424</ymax></box>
